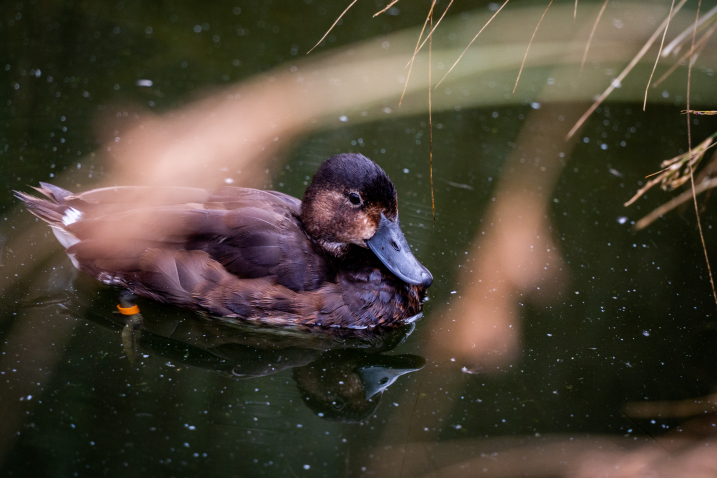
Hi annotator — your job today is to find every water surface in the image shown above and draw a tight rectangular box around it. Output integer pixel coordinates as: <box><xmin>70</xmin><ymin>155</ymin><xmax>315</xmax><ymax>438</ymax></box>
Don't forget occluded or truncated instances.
<box><xmin>2</xmin><ymin>1</ymin><xmax>717</xmax><ymax>476</ymax></box>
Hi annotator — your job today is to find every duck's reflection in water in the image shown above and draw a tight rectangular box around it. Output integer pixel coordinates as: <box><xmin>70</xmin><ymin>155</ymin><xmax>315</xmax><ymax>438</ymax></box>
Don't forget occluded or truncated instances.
<box><xmin>88</xmin><ymin>301</ymin><xmax>425</xmax><ymax>423</ymax></box>
<box><xmin>294</xmin><ymin>350</ymin><xmax>425</xmax><ymax>423</ymax></box>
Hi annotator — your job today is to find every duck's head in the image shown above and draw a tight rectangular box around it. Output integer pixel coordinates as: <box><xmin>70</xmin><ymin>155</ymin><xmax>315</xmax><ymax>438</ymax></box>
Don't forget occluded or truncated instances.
<box><xmin>301</xmin><ymin>153</ymin><xmax>433</xmax><ymax>288</ymax></box>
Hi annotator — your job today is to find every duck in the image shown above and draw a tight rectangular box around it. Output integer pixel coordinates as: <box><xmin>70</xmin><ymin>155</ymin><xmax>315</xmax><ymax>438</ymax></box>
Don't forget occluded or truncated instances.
<box><xmin>16</xmin><ymin>153</ymin><xmax>433</xmax><ymax>328</ymax></box>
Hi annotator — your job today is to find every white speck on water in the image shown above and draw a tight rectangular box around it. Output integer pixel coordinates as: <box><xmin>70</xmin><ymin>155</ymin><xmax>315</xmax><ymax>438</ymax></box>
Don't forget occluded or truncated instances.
<box><xmin>531</xmin><ymin>102</ymin><xmax>541</xmax><ymax>109</ymax></box>
<box><xmin>617</xmin><ymin>216</ymin><xmax>628</xmax><ymax>224</ymax></box>
<box><xmin>339</xmin><ymin>115</ymin><xmax>348</xmax><ymax>122</ymax></box>
<box><xmin>547</xmin><ymin>334</ymin><xmax>552</xmax><ymax>337</ymax></box>
<box><xmin>136</xmin><ymin>79</ymin><xmax>153</xmax><ymax>87</ymax></box>
<box><xmin>643</xmin><ymin>330</ymin><xmax>650</xmax><ymax>336</ymax></box>
<box><xmin>303</xmin><ymin>465</ymin><xmax>310</xmax><ymax>470</ymax></box>
<box><xmin>403</xmin><ymin>168</ymin><xmax>409</xmax><ymax>173</ymax></box>
<box><xmin>224</xmin><ymin>178</ymin><xmax>234</xmax><ymax>184</ymax></box>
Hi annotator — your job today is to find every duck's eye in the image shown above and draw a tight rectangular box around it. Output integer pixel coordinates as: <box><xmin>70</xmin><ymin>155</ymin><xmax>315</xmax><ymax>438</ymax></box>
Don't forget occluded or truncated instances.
<box><xmin>348</xmin><ymin>192</ymin><xmax>361</xmax><ymax>205</ymax></box>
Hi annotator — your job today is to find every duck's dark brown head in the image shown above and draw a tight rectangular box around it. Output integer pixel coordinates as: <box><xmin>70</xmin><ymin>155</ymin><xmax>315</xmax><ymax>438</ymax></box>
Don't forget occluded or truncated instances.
<box><xmin>301</xmin><ymin>153</ymin><xmax>432</xmax><ymax>288</ymax></box>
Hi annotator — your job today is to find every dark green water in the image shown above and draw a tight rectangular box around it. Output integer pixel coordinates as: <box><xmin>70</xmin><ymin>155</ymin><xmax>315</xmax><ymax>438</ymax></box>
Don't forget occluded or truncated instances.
<box><xmin>2</xmin><ymin>1</ymin><xmax>717</xmax><ymax>477</ymax></box>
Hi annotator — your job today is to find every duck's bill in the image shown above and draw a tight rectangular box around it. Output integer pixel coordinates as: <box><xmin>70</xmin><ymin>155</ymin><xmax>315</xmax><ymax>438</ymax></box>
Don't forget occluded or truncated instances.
<box><xmin>366</xmin><ymin>213</ymin><xmax>433</xmax><ymax>288</ymax></box>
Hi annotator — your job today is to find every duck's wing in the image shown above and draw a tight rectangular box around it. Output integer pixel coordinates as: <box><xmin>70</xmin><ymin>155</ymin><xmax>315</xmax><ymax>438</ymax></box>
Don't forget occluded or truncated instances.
<box><xmin>210</xmin><ymin>186</ymin><xmax>302</xmax><ymax>212</ymax></box>
<box><xmin>184</xmin><ymin>203</ymin><xmax>333</xmax><ymax>292</ymax></box>
<box><xmin>20</xmin><ymin>183</ymin><xmax>330</xmax><ymax>293</ymax></box>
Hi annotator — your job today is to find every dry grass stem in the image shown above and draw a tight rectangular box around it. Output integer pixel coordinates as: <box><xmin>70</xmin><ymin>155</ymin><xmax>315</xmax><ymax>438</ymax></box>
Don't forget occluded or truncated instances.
<box><xmin>688</xmin><ymin>163</ymin><xmax>717</xmax><ymax>308</ymax></box>
<box><xmin>580</xmin><ymin>0</ymin><xmax>609</xmax><ymax>74</ymax></box>
<box><xmin>307</xmin><ymin>0</ymin><xmax>359</xmax><ymax>54</ymax></box>
<box><xmin>566</xmin><ymin>0</ymin><xmax>689</xmax><ymax>139</ymax></box>
<box><xmin>574</xmin><ymin>0</ymin><xmax>578</xmax><ymax>21</ymax></box>
<box><xmin>633</xmin><ymin>176</ymin><xmax>717</xmax><ymax>230</ymax></box>
<box><xmin>687</xmin><ymin>0</ymin><xmax>701</xmax><ymax>152</ymax></box>
<box><xmin>662</xmin><ymin>4</ymin><xmax>717</xmax><ymax>57</ymax></box>
<box><xmin>652</xmin><ymin>20</ymin><xmax>717</xmax><ymax>88</ymax></box>
<box><xmin>406</xmin><ymin>0</ymin><xmax>454</xmax><ymax>66</ymax></box>
<box><xmin>643</xmin><ymin>0</ymin><xmax>677</xmax><ymax>110</ymax></box>
<box><xmin>399</xmin><ymin>1</ymin><xmax>435</xmax><ymax>106</ymax></box>
<box><xmin>429</xmin><ymin>7</ymin><xmax>435</xmax><ymax>222</ymax></box>
<box><xmin>513</xmin><ymin>0</ymin><xmax>555</xmax><ymax>94</ymax></box>
<box><xmin>684</xmin><ymin>110</ymin><xmax>717</xmax><ymax>115</ymax></box>
<box><xmin>624</xmin><ymin>134</ymin><xmax>717</xmax><ymax>207</ymax></box>
<box><xmin>436</xmin><ymin>0</ymin><xmax>511</xmax><ymax>88</ymax></box>
<box><xmin>374</xmin><ymin>0</ymin><xmax>399</xmax><ymax>17</ymax></box>
<box><xmin>397</xmin><ymin>382</ymin><xmax>421</xmax><ymax>478</ymax></box>
<box><xmin>685</xmin><ymin>0</ymin><xmax>717</xmax><ymax>310</ymax></box>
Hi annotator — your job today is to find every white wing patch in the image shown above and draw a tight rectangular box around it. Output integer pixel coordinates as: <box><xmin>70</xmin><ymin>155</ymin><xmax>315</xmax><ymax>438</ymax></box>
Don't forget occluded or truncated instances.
<box><xmin>67</xmin><ymin>252</ymin><xmax>80</xmax><ymax>270</ymax></box>
<box><xmin>62</xmin><ymin>207</ymin><xmax>83</xmax><ymax>226</ymax></box>
<box><xmin>50</xmin><ymin>226</ymin><xmax>80</xmax><ymax>250</ymax></box>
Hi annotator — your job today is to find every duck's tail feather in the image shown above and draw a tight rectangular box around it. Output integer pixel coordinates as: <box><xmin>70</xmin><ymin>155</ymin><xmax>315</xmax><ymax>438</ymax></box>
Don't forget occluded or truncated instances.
<box><xmin>15</xmin><ymin>190</ymin><xmax>63</xmax><ymax>226</ymax></box>
<box><xmin>36</xmin><ymin>182</ymin><xmax>73</xmax><ymax>203</ymax></box>
<box><xmin>15</xmin><ymin>183</ymin><xmax>76</xmax><ymax>226</ymax></box>
<box><xmin>15</xmin><ymin>184</ymin><xmax>82</xmax><ymax>253</ymax></box>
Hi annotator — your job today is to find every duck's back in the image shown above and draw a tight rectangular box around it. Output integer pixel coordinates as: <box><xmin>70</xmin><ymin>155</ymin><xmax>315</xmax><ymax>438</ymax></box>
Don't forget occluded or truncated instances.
<box><xmin>20</xmin><ymin>184</ymin><xmax>328</xmax><ymax>288</ymax></box>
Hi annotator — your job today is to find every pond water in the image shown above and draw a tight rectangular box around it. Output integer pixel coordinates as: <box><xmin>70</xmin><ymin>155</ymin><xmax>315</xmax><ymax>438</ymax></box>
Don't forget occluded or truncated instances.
<box><xmin>1</xmin><ymin>1</ymin><xmax>716</xmax><ymax>477</ymax></box>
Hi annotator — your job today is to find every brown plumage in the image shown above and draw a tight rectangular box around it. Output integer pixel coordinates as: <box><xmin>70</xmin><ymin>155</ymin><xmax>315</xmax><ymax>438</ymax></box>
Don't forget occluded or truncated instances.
<box><xmin>16</xmin><ymin>153</ymin><xmax>432</xmax><ymax>328</ymax></box>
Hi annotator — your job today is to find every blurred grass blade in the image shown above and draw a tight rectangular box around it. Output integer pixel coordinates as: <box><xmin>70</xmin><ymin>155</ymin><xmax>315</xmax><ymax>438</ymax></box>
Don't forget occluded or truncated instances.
<box><xmin>653</xmin><ymin>20</ymin><xmax>717</xmax><ymax>88</ymax></box>
<box><xmin>514</xmin><ymin>0</ymin><xmax>555</xmax><ymax>93</ymax></box>
<box><xmin>436</xmin><ymin>0</ymin><xmax>511</xmax><ymax>88</ymax></box>
<box><xmin>566</xmin><ymin>0</ymin><xmax>688</xmax><ymax>139</ymax></box>
<box><xmin>400</xmin><ymin>1</ymin><xmax>436</xmax><ymax>106</ymax></box>
<box><xmin>580</xmin><ymin>0</ymin><xmax>610</xmax><ymax>74</ymax></box>
<box><xmin>661</xmin><ymin>3</ymin><xmax>717</xmax><ymax>57</ymax></box>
